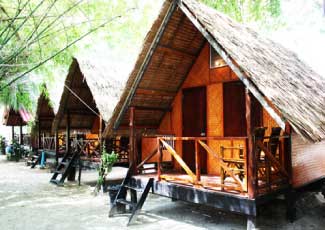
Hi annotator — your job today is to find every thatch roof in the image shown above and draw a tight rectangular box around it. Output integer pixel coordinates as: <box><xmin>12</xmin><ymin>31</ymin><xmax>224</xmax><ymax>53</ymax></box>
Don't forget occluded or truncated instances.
<box><xmin>3</xmin><ymin>107</ymin><xmax>32</xmax><ymax>126</ymax></box>
<box><xmin>104</xmin><ymin>0</ymin><xmax>325</xmax><ymax>142</ymax></box>
<box><xmin>34</xmin><ymin>86</ymin><xmax>55</xmax><ymax>131</ymax></box>
<box><xmin>52</xmin><ymin>57</ymin><xmax>123</xmax><ymax>132</ymax></box>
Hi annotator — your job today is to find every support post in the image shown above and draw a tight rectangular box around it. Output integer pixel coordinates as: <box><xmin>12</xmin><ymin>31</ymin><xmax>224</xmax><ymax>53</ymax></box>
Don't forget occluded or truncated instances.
<box><xmin>129</xmin><ymin>107</ymin><xmax>136</xmax><ymax>174</ymax></box>
<box><xmin>19</xmin><ymin>123</ymin><xmax>23</xmax><ymax>145</ymax></box>
<box><xmin>285</xmin><ymin>189</ymin><xmax>296</xmax><ymax>222</ymax></box>
<box><xmin>247</xmin><ymin>216</ymin><xmax>257</xmax><ymax>230</ymax></box>
<box><xmin>11</xmin><ymin>126</ymin><xmax>14</xmax><ymax>144</ymax></box>
<box><xmin>99</xmin><ymin>115</ymin><xmax>103</xmax><ymax>154</ymax></box>
<box><xmin>157</xmin><ymin>138</ymin><xmax>161</xmax><ymax>181</ymax></box>
<box><xmin>246</xmin><ymin>89</ymin><xmax>256</xmax><ymax>199</ymax></box>
<box><xmin>55</xmin><ymin>131</ymin><xmax>59</xmax><ymax>167</ymax></box>
<box><xmin>66</xmin><ymin>111</ymin><xmax>75</xmax><ymax>181</ymax></box>
<box><xmin>38</xmin><ymin>121</ymin><xmax>41</xmax><ymax>149</ymax></box>
<box><xmin>195</xmin><ymin>140</ymin><xmax>201</xmax><ymax>183</ymax></box>
<box><xmin>66</xmin><ymin>111</ymin><xmax>71</xmax><ymax>155</ymax></box>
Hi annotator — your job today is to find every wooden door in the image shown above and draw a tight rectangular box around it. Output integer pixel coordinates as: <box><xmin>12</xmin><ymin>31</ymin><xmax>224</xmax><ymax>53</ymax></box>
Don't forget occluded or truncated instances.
<box><xmin>223</xmin><ymin>81</ymin><xmax>246</xmax><ymax>137</ymax></box>
<box><xmin>182</xmin><ymin>87</ymin><xmax>207</xmax><ymax>173</ymax></box>
<box><xmin>251</xmin><ymin>95</ymin><xmax>263</xmax><ymax>129</ymax></box>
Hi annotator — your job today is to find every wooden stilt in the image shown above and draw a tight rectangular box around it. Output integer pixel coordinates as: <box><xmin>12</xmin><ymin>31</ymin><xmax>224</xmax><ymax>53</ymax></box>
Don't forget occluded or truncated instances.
<box><xmin>247</xmin><ymin>215</ymin><xmax>257</xmax><ymax>230</ymax></box>
<box><xmin>99</xmin><ymin>115</ymin><xmax>103</xmax><ymax>154</ymax></box>
<box><xmin>38</xmin><ymin>121</ymin><xmax>41</xmax><ymax>149</ymax></box>
<box><xmin>66</xmin><ymin>111</ymin><xmax>76</xmax><ymax>181</ymax></box>
<box><xmin>19</xmin><ymin>123</ymin><xmax>23</xmax><ymax>145</ymax></box>
<box><xmin>11</xmin><ymin>126</ymin><xmax>14</xmax><ymax>143</ymax></box>
<box><xmin>285</xmin><ymin>189</ymin><xmax>296</xmax><ymax>222</ymax></box>
<box><xmin>55</xmin><ymin>131</ymin><xmax>59</xmax><ymax>167</ymax></box>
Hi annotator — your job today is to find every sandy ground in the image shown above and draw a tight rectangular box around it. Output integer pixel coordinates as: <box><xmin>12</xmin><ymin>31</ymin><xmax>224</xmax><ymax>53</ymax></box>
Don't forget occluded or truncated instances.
<box><xmin>0</xmin><ymin>155</ymin><xmax>325</xmax><ymax>230</ymax></box>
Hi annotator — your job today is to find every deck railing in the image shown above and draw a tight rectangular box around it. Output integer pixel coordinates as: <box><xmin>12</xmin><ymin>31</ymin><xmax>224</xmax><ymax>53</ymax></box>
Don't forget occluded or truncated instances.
<box><xmin>254</xmin><ymin>134</ymin><xmax>291</xmax><ymax>195</ymax></box>
<box><xmin>138</xmin><ymin>136</ymin><xmax>248</xmax><ymax>193</ymax></box>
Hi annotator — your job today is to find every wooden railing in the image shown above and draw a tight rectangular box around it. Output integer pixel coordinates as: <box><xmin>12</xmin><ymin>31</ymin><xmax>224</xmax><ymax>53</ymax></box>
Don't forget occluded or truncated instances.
<box><xmin>42</xmin><ymin>137</ymin><xmax>56</xmax><ymax>151</ymax></box>
<box><xmin>138</xmin><ymin>136</ymin><xmax>248</xmax><ymax>193</ymax></box>
<box><xmin>254</xmin><ymin>134</ymin><xmax>291</xmax><ymax>195</ymax></box>
<box><xmin>73</xmin><ymin>138</ymin><xmax>100</xmax><ymax>159</ymax></box>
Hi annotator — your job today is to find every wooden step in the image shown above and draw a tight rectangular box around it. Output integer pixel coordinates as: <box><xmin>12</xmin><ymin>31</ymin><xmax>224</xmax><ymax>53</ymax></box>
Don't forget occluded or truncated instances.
<box><xmin>116</xmin><ymin>199</ymin><xmax>136</xmax><ymax>208</ymax></box>
<box><xmin>124</xmin><ymin>185</ymin><xmax>143</xmax><ymax>192</ymax></box>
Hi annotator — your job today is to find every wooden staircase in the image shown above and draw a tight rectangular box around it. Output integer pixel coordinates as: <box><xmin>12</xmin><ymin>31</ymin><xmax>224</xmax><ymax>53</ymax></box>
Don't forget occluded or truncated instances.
<box><xmin>27</xmin><ymin>153</ymin><xmax>41</xmax><ymax>169</ymax></box>
<box><xmin>50</xmin><ymin>150</ymin><xmax>79</xmax><ymax>186</ymax></box>
<box><xmin>109</xmin><ymin>167</ymin><xmax>154</xmax><ymax>226</ymax></box>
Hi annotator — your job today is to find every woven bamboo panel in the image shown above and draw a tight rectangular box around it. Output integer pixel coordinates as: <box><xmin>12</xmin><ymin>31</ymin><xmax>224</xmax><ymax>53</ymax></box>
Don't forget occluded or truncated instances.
<box><xmin>263</xmin><ymin>108</ymin><xmax>278</xmax><ymax>136</ymax></box>
<box><xmin>182</xmin><ymin>44</ymin><xmax>209</xmax><ymax>88</ymax></box>
<box><xmin>207</xmin><ymin>83</ymin><xmax>223</xmax><ymax>137</ymax></box>
<box><xmin>291</xmin><ymin>132</ymin><xmax>325</xmax><ymax>187</ymax></box>
<box><xmin>158</xmin><ymin>111</ymin><xmax>172</xmax><ymax>133</ymax></box>
<box><xmin>141</xmin><ymin>137</ymin><xmax>172</xmax><ymax>162</ymax></box>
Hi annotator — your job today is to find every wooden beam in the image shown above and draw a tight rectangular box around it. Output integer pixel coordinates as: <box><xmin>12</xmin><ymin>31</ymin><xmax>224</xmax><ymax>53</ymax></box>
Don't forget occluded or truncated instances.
<box><xmin>156</xmin><ymin>44</ymin><xmax>197</xmax><ymax>59</ymax></box>
<box><xmin>245</xmin><ymin>90</ymin><xmax>256</xmax><ymax>199</ymax></box>
<box><xmin>113</xmin><ymin>1</ymin><xmax>178</xmax><ymax>130</ymax></box>
<box><xmin>136</xmin><ymin>88</ymin><xmax>176</xmax><ymax>97</ymax></box>
<box><xmin>179</xmin><ymin>2</ymin><xmax>286</xmax><ymax>130</ymax></box>
<box><xmin>134</xmin><ymin>106</ymin><xmax>171</xmax><ymax>112</ymax></box>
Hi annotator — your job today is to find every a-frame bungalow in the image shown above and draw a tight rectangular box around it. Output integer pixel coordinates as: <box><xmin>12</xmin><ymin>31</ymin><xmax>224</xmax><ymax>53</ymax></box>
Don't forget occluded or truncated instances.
<box><xmin>28</xmin><ymin>86</ymin><xmax>65</xmax><ymax>168</ymax></box>
<box><xmin>50</xmin><ymin>57</ymin><xmax>126</xmax><ymax>185</ymax></box>
<box><xmin>103</xmin><ymin>0</ymin><xmax>325</xmax><ymax>228</ymax></box>
<box><xmin>3</xmin><ymin>107</ymin><xmax>32</xmax><ymax>146</ymax></box>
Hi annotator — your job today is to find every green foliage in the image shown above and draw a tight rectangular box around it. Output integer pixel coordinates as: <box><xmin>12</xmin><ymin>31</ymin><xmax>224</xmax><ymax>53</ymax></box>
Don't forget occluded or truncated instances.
<box><xmin>6</xmin><ymin>140</ymin><xmax>23</xmax><ymax>161</ymax></box>
<box><xmin>200</xmin><ymin>0</ymin><xmax>281</xmax><ymax>23</ymax></box>
<box><xmin>95</xmin><ymin>148</ymin><xmax>118</xmax><ymax>193</ymax></box>
<box><xmin>0</xmin><ymin>0</ymin><xmax>163</xmax><ymax>113</ymax></box>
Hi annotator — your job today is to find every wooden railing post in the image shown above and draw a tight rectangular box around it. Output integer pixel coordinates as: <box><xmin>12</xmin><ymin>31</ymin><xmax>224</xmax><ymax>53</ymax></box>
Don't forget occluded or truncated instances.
<box><xmin>246</xmin><ymin>89</ymin><xmax>256</xmax><ymax>199</ymax></box>
<box><xmin>195</xmin><ymin>140</ymin><xmax>201</xmax><ymax>183</ymax></box>
<box><xmin>129</xmin><ymin>106</ymin><xmax>137</xmax><ymax>175</ymax></box>
<box><xmin>157</xmin><ymin>138</ymin><xmax>162</xmax><ymax>181</ymax></box>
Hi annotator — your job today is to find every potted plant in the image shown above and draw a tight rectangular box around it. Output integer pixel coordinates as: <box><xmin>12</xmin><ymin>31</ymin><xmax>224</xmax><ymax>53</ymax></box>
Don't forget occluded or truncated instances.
<box><xmin>95</xmin><ymin>149</ymin><xmax>118</xmax><ymax>193</ymax></box>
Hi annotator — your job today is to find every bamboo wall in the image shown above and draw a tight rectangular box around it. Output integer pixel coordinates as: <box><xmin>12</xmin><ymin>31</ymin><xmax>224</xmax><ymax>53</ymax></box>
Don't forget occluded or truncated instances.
<box><xmin>291</xmin><ymin>132</ymin><xmax>325</xmax><ymax>187</ymax></box>
<box><xmin>155</xmin><ymin>43</ymin><xmax>278</xmax><ymax>175</ymax></box>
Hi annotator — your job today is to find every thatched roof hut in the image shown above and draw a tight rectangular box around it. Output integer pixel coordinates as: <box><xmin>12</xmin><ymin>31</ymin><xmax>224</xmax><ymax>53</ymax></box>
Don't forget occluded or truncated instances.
<box><xmin>3</xmin><ymin>107</ymin><xmax>32</xmax><ymax>126</ymax></box>
<box><xmin>52</xmin><ymin>57</ymin><xmax>123</xmax><ymax>133</ymax></box>
<box><xmin>34</xmin><ymin>86</ymin><xmax>56</xmax><ymax>132</ymax></box>
<box><xmin>103</xmin><ymin>0</ymin><xmax>325</xmax><ymax>142</ymax></box>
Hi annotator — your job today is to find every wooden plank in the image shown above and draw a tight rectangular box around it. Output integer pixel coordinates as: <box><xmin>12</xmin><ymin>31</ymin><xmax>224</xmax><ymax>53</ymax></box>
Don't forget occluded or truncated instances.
<box><xmin>195</xmin><ymin>140</ymin><xmax>201</xmax><ymax>182</ymax></box>
<box><xmin>160</xmin><ymin>139</ymin><xmax>196</xmax><ymax>183</ymax></box>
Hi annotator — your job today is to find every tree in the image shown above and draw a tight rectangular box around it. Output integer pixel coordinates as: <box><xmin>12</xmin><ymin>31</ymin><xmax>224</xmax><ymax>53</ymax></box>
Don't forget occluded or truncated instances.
<box><xmin>0</xmin><ymin>0</ymin><xmax>162</xmax><ymax>111</ymax></box>
<box><xmin>200</xmin><ymin>0</ymin><xmax>281</xmax><ymax>23</ymax></box>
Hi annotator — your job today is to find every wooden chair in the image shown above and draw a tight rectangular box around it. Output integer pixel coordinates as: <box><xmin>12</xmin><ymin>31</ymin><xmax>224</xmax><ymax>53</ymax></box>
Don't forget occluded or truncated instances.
<box><xmin>220</xmin><ymin>145</ymin><xmax>245</xmax><ymax>186</ymax></box>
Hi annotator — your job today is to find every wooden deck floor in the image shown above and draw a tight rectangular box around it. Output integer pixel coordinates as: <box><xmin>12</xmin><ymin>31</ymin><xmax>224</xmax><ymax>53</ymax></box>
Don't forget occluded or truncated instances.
<box><xmin>131</xmin><ymin>173</ymin><xmax>256</xmax><ymax>216</ymax></box>
<box><xmin>134</xmin><ymin>173</ymin><xmax>247</xmax><ymax>195</ymax></box>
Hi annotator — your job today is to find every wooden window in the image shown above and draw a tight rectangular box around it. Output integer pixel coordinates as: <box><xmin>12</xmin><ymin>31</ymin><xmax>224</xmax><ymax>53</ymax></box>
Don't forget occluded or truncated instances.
<box><xmin>210</xmin><ymin>45</ymin><xmax>227</xmax><ymax>69</ymax></box>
